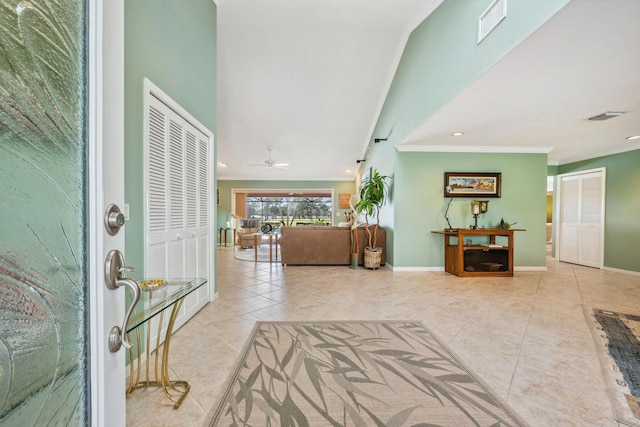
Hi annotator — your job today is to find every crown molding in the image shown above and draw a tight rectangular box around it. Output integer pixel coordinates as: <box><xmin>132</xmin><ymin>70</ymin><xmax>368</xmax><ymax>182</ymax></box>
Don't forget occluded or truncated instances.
<box><xmin>395</xmin><ymin>145</ymin><xmax>553</xmax><ymax>154</ymax></box>
<box><xmin>555</xmin><ymin>143</ymin><xmax>640</xmax><ymax>165</ymax></box>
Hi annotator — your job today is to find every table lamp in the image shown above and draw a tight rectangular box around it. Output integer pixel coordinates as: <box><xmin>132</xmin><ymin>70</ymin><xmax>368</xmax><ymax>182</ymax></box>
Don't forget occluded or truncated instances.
<box><xmin>444</xmin><ymin>185</ymin><xmax>455</xmax><ymax>232</ymax></box>
<box><xmin>470</xmin><ymin>200</ymin><xmax>489</xmax><ymax>229</ymax></box>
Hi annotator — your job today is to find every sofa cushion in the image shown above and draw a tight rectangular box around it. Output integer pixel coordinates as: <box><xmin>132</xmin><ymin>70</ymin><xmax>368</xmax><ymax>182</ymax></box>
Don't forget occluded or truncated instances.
<box><xmin>237</xmin><ymin>227</ymin><xmax>260</xmax><ymax>235</ymax></box>
<box><xmin>240</xmin><ymin>218</ymin><xmax>261</xmax><ymax>228</ymax></box>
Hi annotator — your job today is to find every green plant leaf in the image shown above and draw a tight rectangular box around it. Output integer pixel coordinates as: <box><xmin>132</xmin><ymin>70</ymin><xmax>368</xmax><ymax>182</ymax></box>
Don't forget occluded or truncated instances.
<box><xmin>304</xmin><ymin>357</ymin><xmax>327</xmax><ymax>409</ymax></box>
<box><xmin>263</xmin><ymin>364</ymin><xmax>285</xmax><ymax>382</ymax></box>
<box><xmin>281</xmin><ymin>389</ymin><xmax>309</xmax><ymax>426</ymax></box>
<box><xmin>386</xmin><ymin>406</ymin><xmax>420</xmax><ymax>426</ymax></box>
<box><xmin>327</xmin><ymin>349</ymin><xmax>364</xmax><ymax>372</ymax></box>
<box><xmin>331</xmin><ymin>373</ymin><xmax>385</xmax><ymax>404</ymax></box>
<box><xmin>280</xmin><ymin>339</ymin><xmax>297</xmax><ymax>369</ymax></box>
<box><xmin>253</xmin><ymin>396</ymin><xmax>277</xmax><ymax>420</ymax></box>
<box><xmin>373</xmin><ymin>358</ymin><xmax>435</xmax><ymax>397</ymax></box>
<box><xmin>291</xmin><ymin>382</ymin><xmax>342</xmax><ymax>425</ymax></box>
<box><xmin>302</xmin><ymin>324</ymin><xmax>330</xmax><ymax>343</ymax></box>
<box><xmin>381</xmin><ymin>322</ymin><xmax>417</xmax><ymax>349</ymax></box>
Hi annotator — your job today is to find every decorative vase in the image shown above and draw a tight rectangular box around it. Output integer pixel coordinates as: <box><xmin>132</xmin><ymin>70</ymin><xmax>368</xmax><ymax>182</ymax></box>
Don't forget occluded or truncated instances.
<box><xmin>350</xmin><ymin>252</ymin><xmax>359</xmax><ymax>269</ymax></box>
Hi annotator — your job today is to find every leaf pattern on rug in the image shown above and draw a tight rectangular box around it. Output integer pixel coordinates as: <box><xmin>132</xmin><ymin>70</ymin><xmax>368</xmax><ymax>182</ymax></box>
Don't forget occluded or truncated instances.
<box><xmin>206</xmin><ymin>321</ymin><xmax>526</xmax><ymax>426</ymax></box>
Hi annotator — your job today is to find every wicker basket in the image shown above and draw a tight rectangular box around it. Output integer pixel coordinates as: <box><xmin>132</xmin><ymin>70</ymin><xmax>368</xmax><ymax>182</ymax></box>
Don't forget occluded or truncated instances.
<box><xmin>364</xmin><ymin>248</ymin><xmax>382</xmax><ymax>269</ymax></box>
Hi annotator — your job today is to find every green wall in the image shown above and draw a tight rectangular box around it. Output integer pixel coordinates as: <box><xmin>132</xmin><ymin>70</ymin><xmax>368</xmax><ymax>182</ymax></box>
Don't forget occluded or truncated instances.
<box><xmin>217</xmin><ymin>180</ymin><xmax>357</xmax><ymax>234</ymax></box>
<box><xmin>354</xmin><ymin>0</ymin><xmax>567</xmax><ymax>269</ymax></box>
<box><xmin>124</xmin><ymin>0</ymin><xmax>217</xmax><ymax>273</ymax></box>
<box><xmin>392</xmin><ymin>152</ymin><xmax>547</xmax><ymax>268</ymax></box>
<box><xmin>557</xmin><ymin>149</ymin><xmax>640</xmax><ymax>273</ymax></box>
<box><xmin>368</xmin><ymin>0</ymin><xmax>569</xmax><ymax>151</ymax></box>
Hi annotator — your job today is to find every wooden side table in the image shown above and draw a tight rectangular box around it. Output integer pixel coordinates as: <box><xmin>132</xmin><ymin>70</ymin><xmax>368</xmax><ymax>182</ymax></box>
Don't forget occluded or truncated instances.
<box><xmin>218</xmin><ymin>227</ymin><xmax>235</xmax><ymax>246</ymax></box>
<box><xmin>253</xmin><ymin>233</ymin><xmax>279</xmax><ymax>262</ymax></box>
<box><xmin>431</xmin><ymin>228</ymin><xmax>525</xmax><ymax>277</ymax></box>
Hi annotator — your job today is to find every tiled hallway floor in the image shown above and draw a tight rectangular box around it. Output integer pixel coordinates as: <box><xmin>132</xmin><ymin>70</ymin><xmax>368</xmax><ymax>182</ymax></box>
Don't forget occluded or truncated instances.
<box><xmin>126</xmin><ymin>246</ymin><xmax>640</xmax><ymax>426</ymax></box>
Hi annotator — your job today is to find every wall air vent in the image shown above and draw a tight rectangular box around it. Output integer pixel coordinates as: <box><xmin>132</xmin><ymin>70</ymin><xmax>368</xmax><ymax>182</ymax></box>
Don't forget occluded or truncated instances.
<box><xmin>478</xmin><ymin>0</ymin><xmax>507</xmax><ymax>44</ymax></box>
<box><xmin>588</xmin><ymin>112</ymin><xmax>625</xmax><ymax>121</ymax></box>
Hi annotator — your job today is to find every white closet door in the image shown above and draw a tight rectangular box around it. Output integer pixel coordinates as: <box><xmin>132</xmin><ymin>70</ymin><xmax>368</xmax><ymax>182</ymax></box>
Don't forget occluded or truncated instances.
<box><xmin>579</xmin><ymin>174</ymin><xmax>603</xmax><ymax>266</ymax></box>
<box><xmin>184</xmin><ymin>130</ymin><xmax>199</xmax><ymax>279</ymax></box>
<box><xmin>144</xmin><ymin>81</ymin><xmax>212</xmax><ymax>343</ymax></box>
<box><xmin>559</xmin><ymin>176</ymin><xmax>580</xmax><ymax>264</ymax></box>
<box><xmin>559</xmin><ymin>169</ymin><xmax>605</xmax><ymax>268</ymax></box>
<box><xmin>146</xmin><ymin>102</ymin><xmax>169</xmax><ymax>279</ymax></box>
<box><xmin>196</xmin><ymin>133</ymin><xmax>211</xmax><ymax>306</ymax></box>
<box><xmin>168</xmin><ymin>118</ymin><xmax>186</xmax><ymax>279</ymax></box>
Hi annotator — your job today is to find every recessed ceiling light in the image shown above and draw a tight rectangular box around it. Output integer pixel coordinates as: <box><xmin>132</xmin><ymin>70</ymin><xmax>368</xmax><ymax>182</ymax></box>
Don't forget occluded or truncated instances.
<box><xmin>345</xmin><ymin>169</ymin><xmax>352</xmax><ymax>173</ymax></box>
<box><xmin>218</xmin><ymin>162</ymin><xmax>228</xmax><ymax>167</ymax></box>
<box><xmin>626</xmin><ymin>135</ymin><xmax>640</xmax><ymax>141</ymax></box>
<box><xmin>451</xmin><ymin>132</ymin><xmax>464</xmax><ymax>137</ymax></box>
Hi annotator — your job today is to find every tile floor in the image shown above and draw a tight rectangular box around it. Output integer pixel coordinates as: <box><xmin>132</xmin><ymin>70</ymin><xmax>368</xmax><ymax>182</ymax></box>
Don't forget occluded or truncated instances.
<box><xmin>126</xmin><ymin>246</ymin><xmax>640</xmax><ymax>426</ymax></box>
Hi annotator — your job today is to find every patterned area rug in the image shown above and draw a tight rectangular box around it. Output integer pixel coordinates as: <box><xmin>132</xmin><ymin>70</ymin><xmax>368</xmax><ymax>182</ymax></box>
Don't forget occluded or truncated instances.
<box><xmin>233</xmin><ymin>246</ymin><xmax>281</xmax><ymax>263</ymax></box>
<box><xmin>204</xmin><ymin>321</ymin><xmax>527</xmax><ymax>426</ymax></box>
<box><xmin>584</xmin><ymin>308</ymin><xmax>640</xmax><ymax>426</ymax></box>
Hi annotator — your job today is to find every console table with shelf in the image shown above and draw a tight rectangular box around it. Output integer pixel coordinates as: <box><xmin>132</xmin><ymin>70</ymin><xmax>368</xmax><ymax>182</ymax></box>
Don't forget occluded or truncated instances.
<box><xmin>431</xmin><ymin>228</ymin><xmax>525</xmax><ymax>277</ymax></box>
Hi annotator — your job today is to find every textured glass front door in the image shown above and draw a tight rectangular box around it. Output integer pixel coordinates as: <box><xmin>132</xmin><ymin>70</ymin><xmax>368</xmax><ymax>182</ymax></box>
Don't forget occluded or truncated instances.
<box><xmin>0</xmin><ymin>0</ymin><xmax>89</xmax><ymax>424</ymax></box>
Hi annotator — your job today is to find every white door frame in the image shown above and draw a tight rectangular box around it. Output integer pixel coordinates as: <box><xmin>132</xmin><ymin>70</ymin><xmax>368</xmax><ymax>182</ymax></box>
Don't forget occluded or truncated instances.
<box><xmin>88</xmin><ymin>0</ymin><xmax>126</xmax><ymax>426</ymax></box>
<box><xmin>556</xmin><ymin>167</ymin><xmax>606</xmax><ymax>269</ymax></box>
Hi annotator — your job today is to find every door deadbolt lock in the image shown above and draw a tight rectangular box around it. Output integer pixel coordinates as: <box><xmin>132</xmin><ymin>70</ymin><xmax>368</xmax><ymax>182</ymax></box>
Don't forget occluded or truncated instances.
<box><xmin>105</xmin><ymin>204</ymin><xmax>125</xmax><ymax>235</ymax></box>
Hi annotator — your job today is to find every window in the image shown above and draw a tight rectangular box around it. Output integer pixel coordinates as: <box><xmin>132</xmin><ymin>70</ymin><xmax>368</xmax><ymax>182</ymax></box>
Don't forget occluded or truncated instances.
<box><xmin>233</xmin><ymin>190</ymin><xmax>334</xmax><ymax>226</ymax></box>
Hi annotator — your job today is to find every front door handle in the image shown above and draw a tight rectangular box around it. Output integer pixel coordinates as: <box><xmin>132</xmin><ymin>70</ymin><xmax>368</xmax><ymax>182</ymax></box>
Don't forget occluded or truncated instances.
<box><xmin>108</xmin><ymin>278</ymin><xmax>140</xmax><ymax>352</ymax></box>
<box><xmin>105</xmin><ymin>249</ymin><xmax>141</xmax><ymax>352</ymax></box>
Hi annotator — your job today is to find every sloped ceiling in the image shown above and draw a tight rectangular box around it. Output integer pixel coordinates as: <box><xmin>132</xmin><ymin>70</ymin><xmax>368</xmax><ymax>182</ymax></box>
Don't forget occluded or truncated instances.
<box><xmin>216</xmin><ymin>0</ymin><xmax>640</xmax><ymax>181</ymax></box>
<box><xmin>401</xmin><ymin>0</ymin><xmax>640</xmax><ymax>165</ymax></box>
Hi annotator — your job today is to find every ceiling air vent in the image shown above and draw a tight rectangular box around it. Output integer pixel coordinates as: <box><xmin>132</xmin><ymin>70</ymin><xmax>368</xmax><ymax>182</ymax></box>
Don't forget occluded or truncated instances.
<box><xmin>478</xmin><ymin>0</ymin><xmax>507</xmax><ymax>44</ymax></box>
<box><xmin>588</xmin><ymin>112</ymin><xmax>625</xmax><ymax>121</ymax></box>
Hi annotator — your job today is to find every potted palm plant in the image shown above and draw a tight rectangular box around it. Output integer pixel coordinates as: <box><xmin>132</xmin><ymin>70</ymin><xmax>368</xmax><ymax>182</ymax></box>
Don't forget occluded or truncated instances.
<box><xmin>356</xmin><ymin>168</ymin><xmax>390</xmax><ymax>269</ymax></box>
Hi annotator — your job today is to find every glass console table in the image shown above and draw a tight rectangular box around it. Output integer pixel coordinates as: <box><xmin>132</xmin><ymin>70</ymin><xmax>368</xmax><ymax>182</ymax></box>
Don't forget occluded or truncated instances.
<box><xmin>126</xmin><ymin>278</ymin><xmax>207</xmax><ymax>409</ymax></box>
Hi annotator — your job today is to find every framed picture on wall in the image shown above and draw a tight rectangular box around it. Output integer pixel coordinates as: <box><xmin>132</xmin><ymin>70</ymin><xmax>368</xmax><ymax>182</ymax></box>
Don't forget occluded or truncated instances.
<box><xmin>444</xmin><ymin>172</ymin><xmax>501</xmax><ymax>198</ymax></box>
<box><xmin>338</xmin><ymin>193</ymin><xmax>351</xmax><ymax>209</ymax></box>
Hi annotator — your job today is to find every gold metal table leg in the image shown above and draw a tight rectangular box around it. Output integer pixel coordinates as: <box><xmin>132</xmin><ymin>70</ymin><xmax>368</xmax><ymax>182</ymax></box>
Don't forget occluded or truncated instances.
<box><xmin>125</xmin><ymin>299</ymin><xmax>190</xmax><ymax>409</ymax></box>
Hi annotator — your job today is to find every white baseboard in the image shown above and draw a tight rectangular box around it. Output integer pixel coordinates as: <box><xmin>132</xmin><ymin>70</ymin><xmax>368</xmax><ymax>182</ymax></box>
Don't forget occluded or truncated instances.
<box><xmin>391</xmin><ymin>266</ymin><xmax>444</xmax><ymax>272</ymax></box>
<box><xmin>515</xmin><ymin>266</ymin><xmax>547</xmax><ymax>272</ymax></box>
<box><xmin>389</xmin><ymin>266</ymin><xmax>546</xmax><ymax>272</ymax></box>
<box><xmin>603</xmin><ymin>266</ymin><xmax>640</xmax><ymax>277</ymax></box>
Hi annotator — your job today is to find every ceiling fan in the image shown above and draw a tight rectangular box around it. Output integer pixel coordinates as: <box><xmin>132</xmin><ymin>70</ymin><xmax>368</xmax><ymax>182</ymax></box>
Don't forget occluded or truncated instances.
<box><xmin>249</xmin><ymin>146</ymin><xmax>289</xmax><ymax>169</ymax></box>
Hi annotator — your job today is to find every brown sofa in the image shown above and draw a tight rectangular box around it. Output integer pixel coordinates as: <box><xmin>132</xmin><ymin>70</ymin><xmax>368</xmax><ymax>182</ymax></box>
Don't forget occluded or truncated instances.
<box><xmin>279</xmin><ymin>225</ymin><xmax>385</xmax><ymax>266</ymax></box>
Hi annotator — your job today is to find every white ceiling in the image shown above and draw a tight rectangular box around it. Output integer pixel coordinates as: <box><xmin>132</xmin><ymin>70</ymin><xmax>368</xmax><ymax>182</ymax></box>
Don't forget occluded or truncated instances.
<box><xmin>216</xmin><ymin>0</ymin><xmax>640</xmax><ymax>181</ymax></box>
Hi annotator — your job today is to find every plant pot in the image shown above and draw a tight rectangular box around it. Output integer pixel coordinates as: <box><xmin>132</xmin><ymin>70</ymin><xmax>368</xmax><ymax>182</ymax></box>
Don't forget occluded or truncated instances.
<box><xmin>350</xmin><ymin>252</ymin><xmax>359</xmax><ymax>269</ymax></box>
<box><xmin>364</xmin><ymin>247</ymin><xmax>382</xmax><ymax>269</ymax></box>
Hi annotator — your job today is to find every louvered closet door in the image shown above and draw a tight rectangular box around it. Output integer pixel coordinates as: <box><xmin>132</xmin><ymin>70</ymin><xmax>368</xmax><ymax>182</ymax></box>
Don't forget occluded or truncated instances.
<box><xmin>147</xmin><ymin>100</ymin><xmax>169</xmax><ymax>279</ymax></box>
<box><xmin>559</xmin><ymin>176</ymin><xmax>580</xmax><ymax>264</ymax></box>
<box><xmin>559</xmin><ymin>169</ymin><xmax>605</xmax><ymax>268</ymax></box>
<box><xmin>146</xmin><ymin>90</ymin><xmax>211</xmax><ymax>343</ymax></box>
<box><xmin>579</xmin><ymin>173</ymin><xmax>604</xmax><ymax>266</ymax></box>
<box><xmin>196</xmin><ymin>133</ymin><xmax>210</xmax><ymax>306</ymax></box>
<box><xmin>146</xmin><ymin>98</ymin><xmax>173</xmax><ymax>347</ymax></box>
<box><xmin>167</xmin><ymin>117</ymin><xmax>186</xmax><ymax>279</ymax></box>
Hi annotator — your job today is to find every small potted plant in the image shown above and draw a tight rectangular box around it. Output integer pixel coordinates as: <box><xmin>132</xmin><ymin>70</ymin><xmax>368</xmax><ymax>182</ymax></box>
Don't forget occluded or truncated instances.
<box><xmin>356</xmin><ymin>168</ymin><xmax>390</xmax><ymax>269</ymax></box>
